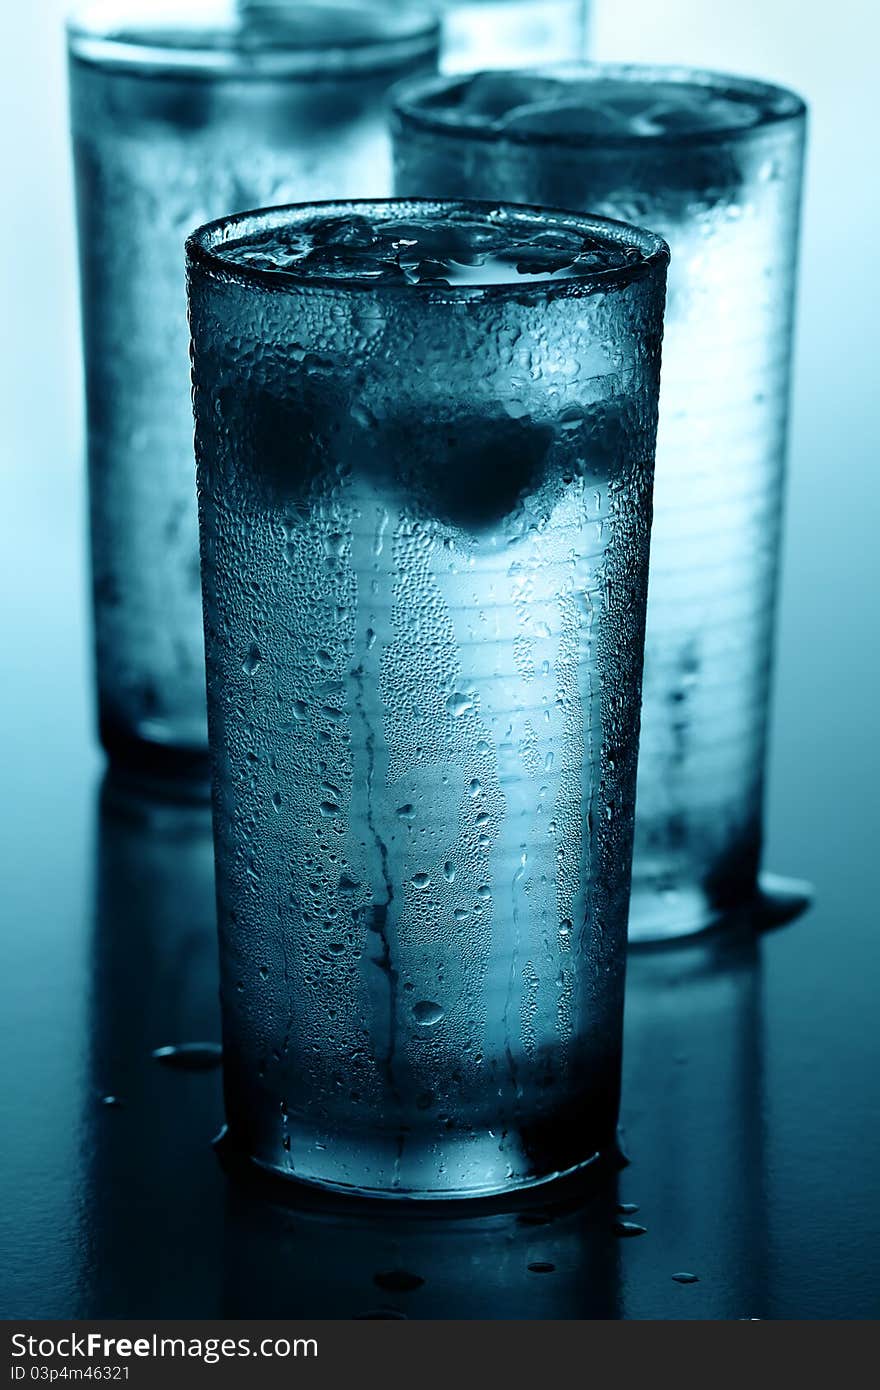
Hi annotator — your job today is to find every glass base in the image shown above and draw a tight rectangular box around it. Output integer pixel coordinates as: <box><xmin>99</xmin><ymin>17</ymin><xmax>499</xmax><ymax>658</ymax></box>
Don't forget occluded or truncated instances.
<box><xmin>628</xmin><ymin>871</ymin><xmax>813</xmax><ymax>946</ymax></box>
<box><xmin>100</xmin><ymin>717</ymin><xmax>211</xmax><ymax>791</ymax></box>
<box><xmin>215</xmin><ymin>1121</ymin><xmax>623</xmax><ymax>1205</ymax></box>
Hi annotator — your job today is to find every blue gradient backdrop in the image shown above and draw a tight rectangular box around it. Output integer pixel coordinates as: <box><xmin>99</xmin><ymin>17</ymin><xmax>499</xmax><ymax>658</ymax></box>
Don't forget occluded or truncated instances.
<box><xmin>1</xmin><ymin>1</ymin><xmax>877</xmax><ymax>1317</ymax></box>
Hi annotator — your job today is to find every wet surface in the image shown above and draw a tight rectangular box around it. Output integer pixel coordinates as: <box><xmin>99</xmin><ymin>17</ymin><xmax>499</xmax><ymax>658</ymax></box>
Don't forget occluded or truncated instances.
<box><xmin>1</xmin><ymin>728</ymin><xmax>877</xmax><ymax>1316</ymax></box>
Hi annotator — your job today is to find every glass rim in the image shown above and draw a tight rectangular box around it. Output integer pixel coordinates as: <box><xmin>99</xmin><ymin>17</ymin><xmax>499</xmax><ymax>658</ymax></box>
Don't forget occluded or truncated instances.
<box><xmin>391</xmin><ymin>62</ymin><xmax>808</xmax><ymax>151</ymax></box>
<box><xmin>67</xmin><ymin>2</ymin><xmax>440</xmax><ymax>80</ymax></box>
<box><xmin>185</xmin><ymin>197</ymin><xmax>670</xmax><ymax>300</ymax></box>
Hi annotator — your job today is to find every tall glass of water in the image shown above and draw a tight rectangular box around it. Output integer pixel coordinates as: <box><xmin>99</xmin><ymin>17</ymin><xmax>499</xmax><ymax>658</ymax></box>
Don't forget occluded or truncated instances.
<box><xmin>392</xmin><ymin>66</ymin><xmax>807</xmax><ymax>941</ymax></box>
<box><xmin>68</xmin><ymin>0</ymin><xmax>439</xmax><ymax>777</ymax></box>
<box><xmin>188</xmin><ymin>198</ymin><xmax>668</xmax><ymax>1197</ymax></box>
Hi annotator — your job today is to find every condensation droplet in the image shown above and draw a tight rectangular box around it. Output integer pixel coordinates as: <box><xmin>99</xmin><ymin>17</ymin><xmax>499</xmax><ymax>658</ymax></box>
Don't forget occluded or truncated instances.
<box><xmin>412</xmin><ymin>1001</ymin><xmax>444</xmax><ymax>1027</ymax></box>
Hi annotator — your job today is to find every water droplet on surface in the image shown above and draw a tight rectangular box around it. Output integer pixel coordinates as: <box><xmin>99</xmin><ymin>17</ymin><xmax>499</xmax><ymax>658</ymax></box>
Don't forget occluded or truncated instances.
<box><xmin>151</xmin><ymin>1043</ymin><xmax>222</xmax><ymax>1071</ymax></box>
<box><xmin>477</xmin><ymin>885</ymin><xmax>491</xmax><ymax>901</ymax></box>
<box><xmin>527</xmin><ymin>1261</ymin><xmax>556</xmax><ymax>1274</ymax></box>
<box><xmin>101</xmin><ymin>1095</ymin><xmax>122</xmax><ymax>1108</ymax></box>
<box><xmin>614</xmin><ymin>1221</ymin><xmax>648</xmax><ymax>1238</ymax></box>
<box><xmin>672</xmin><ymin>1272</ymin><xmax>699</xmax><ymax>1284</ymax></box>
<box><xmin>446</xmin><ymin>692</ymin><xmax>473</xmax><ymax>718</ymax></box>
<box><xmin>443</xmin><ymin>862</ymin><xmax>456</xmax><ymax>883</ymax></box>
<box><xmin>272</xmin><ymin>791</ymin><xmax>283</xmax><ymax>812</ymax></box>
<box><xmin>316</xmin><ymin>649</ymin><xmax>334</xmax><ymax>669</ymax></box>
<box><xmin>396</xmin><ymin>804</ymin><xmax>416</xmax><ymax>820</ymax></box>
<box><xmin>469</xmin><ymin>779</ymin><xmax>482</xmax><ymax>797</ymax></box>
<box><xmin>412</xmin><ymin>1001</ymin><xmax>444</xmax><ymax>1027</ymax></box>
<box><xmin>411</xmin><ymin>872</ymin><xmax>430</xmax><ymax>889</ymax></box>
<box><xmin>242</xmin><ymin>644</ymin><xmax>262</xmax><ymax>675</ymax></box>
<box><xmin>617</xmin><ymin>1202</ymin><xmax>639</xmax><ymax>1215</ymax></box>
<box><xmin>373</xmin><ymin>1270</ymin><xmax>425</xmax><ymax>1293</ymax></box>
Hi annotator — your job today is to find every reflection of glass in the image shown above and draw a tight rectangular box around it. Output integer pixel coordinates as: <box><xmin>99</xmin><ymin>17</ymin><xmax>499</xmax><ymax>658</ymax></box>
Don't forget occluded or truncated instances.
<box><xmin>223</xmin><ymin>1173</ymin><xmax>620</xmax><ymax>1317</ymax></box>
<box><xmin>82</xmin><ymin>772</ymin><xmax>225</xmax><ymax>1315</ymax></box>
<box><xmin>620</xmin><ymin>930</ymin><xmax>768</xmax><ymax>1318</ymax></box>
<box><xmin>436</xmin><ymin>1</ymin><xmax>589</xmax><ymax>73</ymax></box>
<box><xmin>68</xmin><ymin>1</ymin><xmax>439</xmax><ymax>774</ymax></box>
<box><xmin>188</xmin><ymin>200</ymin><xmax>668</xmax><ymax>1199</ymax></box>
<box><xmin>391</xmin><ymin>66</ymin><xmax>808</xmax><ymax>942</ymax></box>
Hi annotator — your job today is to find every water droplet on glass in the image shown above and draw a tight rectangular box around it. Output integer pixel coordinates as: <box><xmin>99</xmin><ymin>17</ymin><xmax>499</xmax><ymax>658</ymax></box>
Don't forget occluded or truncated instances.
<box><xmin>672</xmin><ymin>1272</ymin><xmax>699</xmax><ymax>1284</ymax></box>
<box><xmin>446</xmin><ymin>692</ymin><xmax>473</xmax><ymax>718</ymax></box>
<box><xmin>527</xmin><ymin>1261</ymin><xmax>556</xmax><ymax>1274</ymax></box>
<box><xmin>443</xmin><ymin>862</ymin><xmax>456</xmax><ymax>883</ymax></box>
<box><xmin>411</xmin><ymin>872</ymin><xmax>430</xmax><ymax>889</ymax></box>
<box><xmin>151</xmin><ymin>1042</ymin><xmax>222</xmax><ymax>1071</ymax></box>
<box><xmin>412</xmin><ymin>1001</ymin><xmax>444</xmax><ymax>1027</ymax></box>
<box><xmin>242</xmin><ymin>644</ymin><xmax>262</xmax><ymax>676</ymax></box>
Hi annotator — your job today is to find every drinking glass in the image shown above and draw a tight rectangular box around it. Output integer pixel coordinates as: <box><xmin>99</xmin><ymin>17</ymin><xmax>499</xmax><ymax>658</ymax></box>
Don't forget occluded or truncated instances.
<box><xmin>188</xmin><ymin>197</ymin><xmax>668</xmax><ymax>1197</ymax></box>
<box><xmin>392</xmin><ymin>66</ymin><xmax>807</xmax><ymax>940</ymax></box>
<box><xmin>69</xmin><ymin>0</ymin><xmax>439</xmax><ymax>776</ymax></box>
